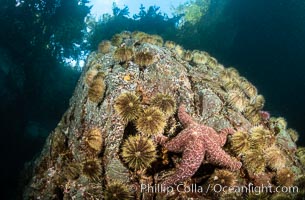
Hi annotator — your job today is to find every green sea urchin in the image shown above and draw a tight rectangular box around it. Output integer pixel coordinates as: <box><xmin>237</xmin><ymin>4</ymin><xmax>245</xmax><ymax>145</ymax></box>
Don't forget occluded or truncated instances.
<box><xmin>82</xmin><ymin>159</ymin><xmax>102</xmax><ymax>181</ymax></box>
<box><xmin>227</xmin><ymin>89</ymin><xmax>248</xmax><ymax>112</ymax></box>
<box><xmin>230</xmin><ymin>131</ymin><xmax>250</xmax><ymax>155</ymax></box>
<box><xmin>88</xmin><ymin>72</ymin><xmax>106</xmax><ymax>103</ymax></box>
<box><xmin>243</xmin><ymin>149</ymin><xmax>266</xmax><ymax>174</ymax></box>
<box><xmin>164</xmin><ymin>40</ymin><xmax>176</xmax><ymax>49</ymax></box>
<box><xmin>192</xmin><ymin>50</ymin><xmax>209</xmax><ymax>65</ymax></box>
<box><xmin>85</xmin><ymin>69</ymin><xmax>99</xmax><ymax>85</ymax></box>
<box><xmin>182</xmin><ymin>50</ymin><xmax>193</xmax><ymax>61</ymax></box>
<box><xmin>111</xmin><ymin>34</ymin><xmax>123</xmax><ymax>47</ymax></box>
<box><xmin>104</xmin><ymin>181</ymin><xmax>132</xmax><ymax>200</ymax></box>
<box><xmin>63</xmin><ymin>163</ymin><xmax>81</xmax><ymax>180</ymax></box>
<box><xmin>287</xmin><ymin>128</ymin><xmax>299</xmax><ymax>142</ymax></box>
<box><xmin>276</xmin><ymin>168</ymin><xmax>295</xmax><ymax>186</ymax></box>
<box><xmin>264</xmin><ymin>145</ymin><xmax>286</xmax><ymax>171</ymax></box>
<box><xmin>134</xmin><ymin>51</ymin><xmax>154</xmax><ymax>68</ymax></box>
<box><xmin>249</xmin><ymin>125</ymin><xmax>275</xmax><ymax>149</ymax></box>
<box><xmin>83</xmin><ymin>127</ymin><xmax>103</xmax><ymax>154</ymax></box>
<box><xmin>150</xmin><ymin>93</ymin><xmax>176</xmax><ymax>117</ymax></box>
<box><xmin>98</xmin><ymin>40</ymin><xmax>112</xmax><ymax>54</ymax></box>
<box><xmin>136</xmin><ymin>107</ymin><xmax>166</xmax><ymax>135</ymax></box>
<box><xmin>121</xmin><ymin>134</ymin><xmax>156</xmax><ymax>170</ymax></box>
<box><xmin>114</xmin><ymin>92</ymin><xmax>141</xmax><ymax>122</ymax></box>
<box><xmin>114</xmin><ymin>46</ymin><xmax>133</xmax><ymax>63</ymax></box>
<box><xmin>209</xmin><ymin>169</ymin><xmax>237</xmax><ymax>189</ymax></box>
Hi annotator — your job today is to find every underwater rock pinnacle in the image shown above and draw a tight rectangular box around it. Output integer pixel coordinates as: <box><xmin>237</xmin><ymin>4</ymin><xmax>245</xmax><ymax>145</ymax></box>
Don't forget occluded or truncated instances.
<box><xmin>22</xmin><ymin>31</ymin><xmax>304</xmax><ymax>200</ymax></box>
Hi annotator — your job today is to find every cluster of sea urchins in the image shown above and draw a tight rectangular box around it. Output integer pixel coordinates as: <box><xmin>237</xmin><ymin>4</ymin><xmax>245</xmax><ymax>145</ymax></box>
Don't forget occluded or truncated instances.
<box><xmin>114</xmin><ymin>92</ymin><xmax>176</xmax><ymax>172</ymax></box>
<box><xmin>80</xmin><ymin>31</ymin><xmax>303</xmax><ymax>199</ymax></box>
<box><xmin>114</xmin><ymin>92</ymin><xmax>176</xmax><ymax>136</ymax></box>
<box><xmin>227</xmin><ymin>115</ymin><xmax>302</xmax><ymax>198</ymax></box>
<box><xmin>62</xmin><ymin>126</ymin><xmax>104</xmax><ymax>183</ymax></box>
<box><xmin>230</xmin><ymin>125</ymin><xmax>289</xmax><ymax>175</ymax></box>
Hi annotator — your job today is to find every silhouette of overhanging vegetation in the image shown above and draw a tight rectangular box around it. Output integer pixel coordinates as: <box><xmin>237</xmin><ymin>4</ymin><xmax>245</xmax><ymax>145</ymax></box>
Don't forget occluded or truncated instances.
<box><xmin>86</xmin><ymin>3</ymin><xmax>181</xmax><ymax>51</ymax></box>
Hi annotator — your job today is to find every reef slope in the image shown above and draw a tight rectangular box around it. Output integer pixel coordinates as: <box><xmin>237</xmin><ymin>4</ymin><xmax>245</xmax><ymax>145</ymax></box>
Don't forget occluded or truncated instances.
<box><xmin>23</xmin><ymin>31</ymin><xmax>304</xmax><ymax>200</ymax></box>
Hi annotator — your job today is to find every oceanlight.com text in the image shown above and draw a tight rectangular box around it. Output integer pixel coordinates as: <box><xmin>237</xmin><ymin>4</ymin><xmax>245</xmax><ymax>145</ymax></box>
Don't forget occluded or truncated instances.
<box><xmin>139</xmin><ymin>183</ymin><xmax>299</xmax><ymax>195</ymax></box>
<box><xmin>211</xmin><ymin>183</ymin><xmax>298</xmax><ymax>195</ymax></box>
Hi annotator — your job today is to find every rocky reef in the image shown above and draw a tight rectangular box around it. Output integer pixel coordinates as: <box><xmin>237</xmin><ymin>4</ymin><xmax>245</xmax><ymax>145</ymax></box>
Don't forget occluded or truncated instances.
<box><xmin>23</xmin><ymin>31</ymin><xmax>305</xmax><ymax>199</ymax></box>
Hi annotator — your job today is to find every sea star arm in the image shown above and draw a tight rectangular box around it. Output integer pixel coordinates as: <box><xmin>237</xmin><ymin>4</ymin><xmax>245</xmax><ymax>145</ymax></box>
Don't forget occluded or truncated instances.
<box><xmin>161</xmin><ymin>142</ymin><xmax>205</xmax><ymax>187</ymax></box>
<box><xmin>205</xmin><ymin>147</ymin><xmax>242</xmax><ymax>171</ymax></box>
<box><xmin>218</xmin><ymin>127</ymin><xmax>235</xmax><ymax>147</ymax></box>
<box><xmin>162</xmin><ymin>128</ymin><xmax>192</xmax><ymax>153</ymax></box>
<box><xmin>178</xmin><ymin>104</ymin><xmax>195</xmax><ymax>128</ymax></box>
<box><xmin>153</xmin><ymin>134</ymin><xmax>169</xmax><ymax>145</ymax></box>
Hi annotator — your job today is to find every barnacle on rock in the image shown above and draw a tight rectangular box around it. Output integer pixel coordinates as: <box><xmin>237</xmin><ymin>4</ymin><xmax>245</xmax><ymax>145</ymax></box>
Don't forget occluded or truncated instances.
<box><xmin>230</xmin><ymin>131</ymin><xmax>250</xmax><ymax>155</ymax></box>
<box><xmin>134</xmin><ymin>51</ymin><xmax>154</xmax><ymax>68</ymax></box>
<box><xmin>98</xmin><ymin>40</ymin><xmax>112</xmax><ymax>54</ymax></box>
<box><xmin>136</xmin><ymin>107</ymin><xmax>166</xmax><ymax>135</ymax></box>
<box><xmin>164</xmin><ymin>41</ymin><xmax>176</xmax><ymax>49</ymax></box>
<box><xmin>243</xmin><ymin>149</ymin><xmax>266</xmax><ymax>174</ymax></box>
<box><xmin>88</xmin><ymin>72</ymin><xmax>106</xmax><ymax>103</ymax></box>
<box><xmin>227</xmin><ymin>89</ymin><xmax>248</xmax><ymax>112</ymax></box>
<box><xmin>82</xmin><ymin>159</ymin><xmax>102</xmax><ymax>181</ymax></box>
<box><xmin>192</xmin><ymin>50</ymin><xmax>209</xmax><ymax>65</ymax></box>
<box><xmin>208</xmin><ymin>169</ymin><xmax>237</xmax><ymax>192</ymax></box>
<box><xmin>249</xmin><ymin>125</ymin><xmax>275</xmax><ymax>149</ymax></box>
<box><xmin>150</xmin><ymin>93</ymin><xmax>176</xmax><ymax>117</ymax></box>
<box><xmin>85</xmin><ymin>69</ymin><xmax>99</xmax><ymax>85</ymax></box>
<box><xmin>287</xmin><ymin>128</ymin><xmax>299</xmax><ymax>142</ymax></box>
<box><xmin>114</xmin><ymin>46</ymin><xmax>133</xmax><ymax>63</ymax></box>
<box><xmin>104</xmin><ymin>181</ymin><xmax>132</xmax><ymax>200</ymax></box>
<box><xmin>121</xmin><ymin>134</ymin><xmax>156</xmax><ymax>170</ymax></box>
<box><xmin>83</xmin><ymin>128</ymin><xmax>103</xmax><ymax>153</ymax></box>
<box><xmin>264</xmin><ymin>145</ymin><xmax>286</xmax><ymax>171</ymax></box>
<box><xmin>276</xmin><ymin>168</ymin><xmax>295</xmax><ymax>186</ymax></box>
<box><xmin>114</xmin><ymin>92</ymin><xmax>141</xmax><ymax>122</ymax></box>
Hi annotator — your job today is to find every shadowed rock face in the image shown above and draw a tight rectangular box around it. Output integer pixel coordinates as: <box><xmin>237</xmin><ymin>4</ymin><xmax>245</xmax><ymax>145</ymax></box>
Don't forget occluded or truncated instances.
<box><xmin>23</xmin><ymin>31</ymin><xmax>304</xmax><ymax>200</ymax></box>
